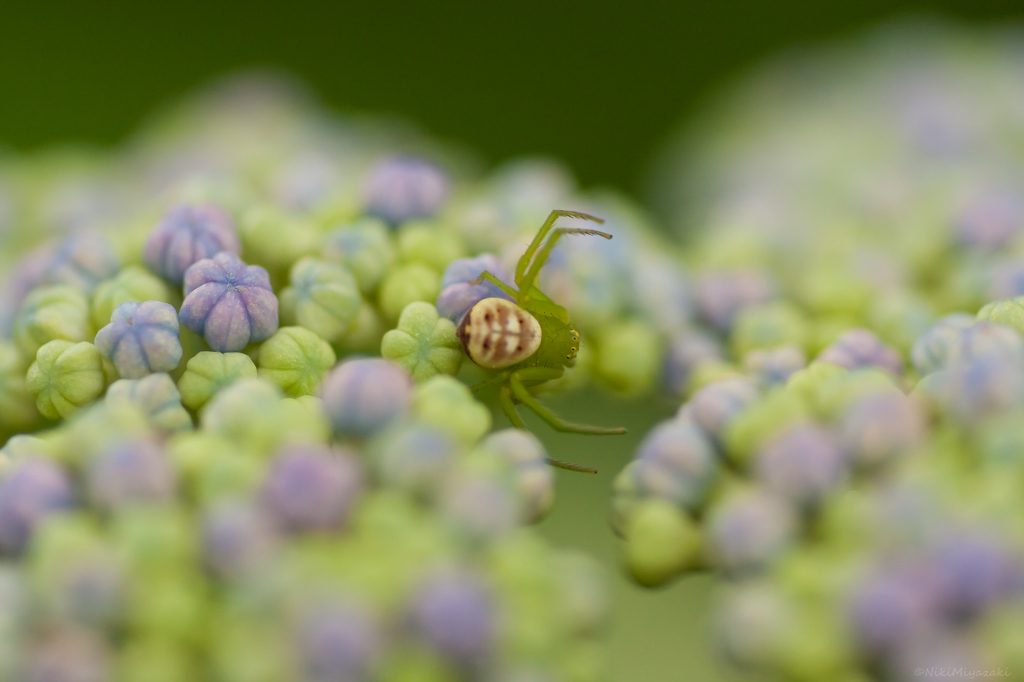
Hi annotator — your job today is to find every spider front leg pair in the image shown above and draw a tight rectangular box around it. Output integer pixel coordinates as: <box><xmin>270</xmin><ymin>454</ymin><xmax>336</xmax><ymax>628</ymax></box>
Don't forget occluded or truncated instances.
<box><xmin>495</xmin><ymin>367</ymin><xmax>626</xmax><ymax>474</ymax></box>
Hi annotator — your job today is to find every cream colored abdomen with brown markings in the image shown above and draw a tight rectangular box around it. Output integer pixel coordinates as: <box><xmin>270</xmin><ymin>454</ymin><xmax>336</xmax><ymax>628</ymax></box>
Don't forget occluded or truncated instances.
<box><xmin>457</xmin><ymin>298</ymin><xmax>542</xmax><ymax>368</ymax></box>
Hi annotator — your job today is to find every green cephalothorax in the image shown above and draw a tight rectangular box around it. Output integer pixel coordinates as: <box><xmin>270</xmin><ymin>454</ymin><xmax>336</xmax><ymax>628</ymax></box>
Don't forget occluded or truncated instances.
<box><xmin>457</xmin><ymin>209</ymin><xmax>626</xmax><ymax>473</ymax></box>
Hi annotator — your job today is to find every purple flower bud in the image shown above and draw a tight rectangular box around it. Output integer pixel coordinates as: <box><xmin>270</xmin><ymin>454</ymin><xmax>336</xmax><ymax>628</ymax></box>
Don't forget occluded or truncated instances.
<box><xmin>948</xmin><ymin>320</ymin><xmax>1024</xmax><ymax>367</ymax></box>
<box><xmin>261</xmin><ymin>445</ymin><xmax>363</xmax><ymax>533</ymax></box>
<box><xmin>695</xmin><ymin>269</ymin><xmax>775</xmax><ymax>331</ymax></box>
<box><xmin>369</xmin><ymin>425</ymin><xmax>458</xmax><ymax>499</ymax></box>
<box><xmin>840</xmin><ymin>391</ymin><xmax>925</xmax><ymax>468</ymax></box>
<box><xmin>847</xmin><ymin>565</ymin><xmax>938</xmax><ymax>657</ymax></box>
<box><xmin>320</xmin><ymin>359</ymin><xmax>413</xmax><ymax>437</ymax></box>
<box><xmin>362</xmin><ymin>156</ymin><xmax>450</xmax><ymax>226</ymax></box>
<box><xmin>88</xmin><ymin>439</ymin><xmax>177</xmax><ymax>510</ymax></box>
<box><xmin>94</xmin><ymin>301</ymin><xmax>182</xmax><ymax>378</ymax></box>
<box><xmin>296</xmin><ymin>598</ymin><xmax>382</xmax><ymax>682</ymax></box>
<box><xmin>178</xmin><ymin>252</ymin><xmax>278</xmax><ymax>352</ymax></box>
<box><xmin>910</xmin><ymin>314</ymin><xmax>977</xmax><ymax>376</ymax></box>
<box><xmin>930</xmin><ymin>532</ymin><xmax>1015</xmax><ymax>620</ymax></box>
<box><xmin>817</xmin><ymin>328</ymin><xmax>903</xmax><ymax>376</ymax></box>
<box><xmin>409</xmin><ymin>569</ymin><xmax>495</xmax><ymax>667</ymax></box>
<box><xmin>0</xmin><ymin>458</ymin><xmax>73</xmax><ymax>554</ymax></box>
<box><xmin>632</xmin><ymin>420</ymin><xmax>719</xmax><ymax>512</ymax></box>
<box><xmin>686</xmin><ymin>377</ymin><xmax>760</xmax><ymax>446</ymax></box>
<box><xmin>755</xmin><ymin>423</ymin><xmax>846</xmax><ymax>508</ymax></box>
<box><xmin>202</xmin><ymin>501</ymin><xmax>279</xmax><ymax>580</ymax></box>
<box><xmin>706</xmin><ymin>489</ymin><xmax>796</xmax><ymax>573</ymax></box>
<box><xmin>918</xmin><ymin>356</ymin><xmax>1024</xmax><ymax>422</ymax></box>
<box><xmin>39</xmin><ymin>232</ymin><xmax>120</xmax><ymax>293</ymax></box>
<box><xmin>663</xmin><ymin>330</ymin><xmax>722</xmax><ymax>396</ymax></box>
<box><xmin>436</xmin><ymin>255</ymin><xmax>515</xmax><ymax>324</ymax></box>
<box><xmin>144</xmin><ymin>204</ymin><xmax>241</xmax><ymax>285</ymax></box>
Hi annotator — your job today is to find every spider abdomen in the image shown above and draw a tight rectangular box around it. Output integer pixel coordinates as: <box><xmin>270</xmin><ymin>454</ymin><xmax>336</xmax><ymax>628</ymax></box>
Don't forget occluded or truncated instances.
<box><xmin>457</xmin><ymin>297</ymin><xmax>542</xmax><ymax>368</ymax></box>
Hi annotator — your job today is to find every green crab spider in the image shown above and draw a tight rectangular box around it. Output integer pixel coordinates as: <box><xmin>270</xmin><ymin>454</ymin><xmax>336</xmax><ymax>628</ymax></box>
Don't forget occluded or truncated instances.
<box><xmin>457</xmin><ymin>209</ymin><xmax>627</xmax><ymax>474</ymax></box>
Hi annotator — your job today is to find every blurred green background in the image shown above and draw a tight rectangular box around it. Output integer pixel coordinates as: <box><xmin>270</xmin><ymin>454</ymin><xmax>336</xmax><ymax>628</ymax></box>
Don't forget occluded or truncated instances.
<box><xmin>2</xmin><ymin>2</ymin><xmax>1022</xmax><ymax>680</ymax></box>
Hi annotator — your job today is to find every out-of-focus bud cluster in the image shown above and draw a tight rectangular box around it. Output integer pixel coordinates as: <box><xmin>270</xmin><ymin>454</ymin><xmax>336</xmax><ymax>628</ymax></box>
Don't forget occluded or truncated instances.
<box><xmin>0</xmin><ymin>77</ymin><xmax>613</xmax><ymax>680</ymax></box>
<box><xmin>611</xmin><ymin>23</ymin><xmax>1024</xmax><ymax>681</ymax></box>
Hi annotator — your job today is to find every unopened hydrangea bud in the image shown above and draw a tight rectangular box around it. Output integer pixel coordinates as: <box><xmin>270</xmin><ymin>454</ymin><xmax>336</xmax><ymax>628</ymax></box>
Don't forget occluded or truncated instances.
<box><xmin>144</xmin><ymin>204</ymin><xmax>240</xmax><ymax>285</ymax></box>
<box><xmin>94</xmin><ymin>300</ymin><xmax>182</xmax><ymax>379</ymax></box>
<box><xmin>261</xmin><ymin>444</ymin><xmax>363</xmax><ymax>533</ymax></box>
<box><xmin>91</xmin><ymin>265</ymin><xmax>176</xmax><ymax>328</ymax></box>
<box><xmin>14</xmin><ymin>285</ymin><xmax>92</xmax><ymax>360</ymax></box>
<box><xmin>362</xmin><ymin>155</ymin><xmax>450</xmax><ymax>226</ymax></box>
<box><xmin>320</xmin><ymin>359</ymin><xmax>413</xmax><ymax>438</ymax></box>
<box><xmin>256</xmin><ymin>326</ymin><xmax>336</xmax><ymax>397</ymax></box>
<box><xmin>178</xmin><ymin>252</ymin><xmax>278</xmax><ymax>352</ymax></box>
<box><xmin>381</xmin><ymin>302</ymin><xmax>462</xmax><ymax>382</ymax></box>
<box><xmin>279</xmin><ymin>258</ymin><xmax>361</xmax><ymax>343</ymax></box>
<box><xmin>26</xmin><ymin>341</ymin><xmax>107</xmax><ymax>420</ymax></box>
<box><xmin>176</xmin><ymin>351</ymin><xmax>257</xmax><ymax>411</ymax></box>
<box><xmin>105</xmin><ymin>373</ymin><xmax>193</xmax><ymax>433</ymax></box>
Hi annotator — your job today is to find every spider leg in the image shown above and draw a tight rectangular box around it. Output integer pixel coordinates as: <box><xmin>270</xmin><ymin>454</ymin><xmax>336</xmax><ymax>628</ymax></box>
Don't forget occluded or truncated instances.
<box><xmin>509</xmin><ymin>372</ymin><xmax>626</xmax><ymax>435</ymax></box>
<box><xmin>515</xmin><ymin>210</ymin><xmax>605</xmax><ymax>287</ymax></box>
<box><xmin>501</xmin><ymin>376</ymin><xmax>598</xmax><ymax>474</ymax></box>
<box><xmin>518</xmin><ymin>227</ymin><xmax>613</xmax><ymax>305</ymax></box>
<box><xmin>468</xmin><ymin>270</ymin><xmax>520</xmax><ymax>299</ymax></box>
<box><xmin>499</xmin><ymin>385</ymin><xmax>528</xmax><ymax>429</ymax></box>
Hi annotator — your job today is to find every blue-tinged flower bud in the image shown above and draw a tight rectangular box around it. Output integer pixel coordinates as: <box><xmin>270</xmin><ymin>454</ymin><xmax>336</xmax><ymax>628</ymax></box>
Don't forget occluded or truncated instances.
<box><xmin>144</xmin><ymin>204</ymin><xmax>240</xmax><ymax>285</ymax></box>
<box><xmin>910</xmin><ymin>313</ymin><xmax>978</xmax><ymax>376</ymax></box>
<box><xmin>476</xmin><ymin>429</ymin><xmax>553</xmax><ymax>523</ymax></box>
<box><xmin>695</xmin><ymin>269</ymin><xmax>775</xmax><ymax>332</ymax></box>
<box><xmin>839</xmin><ymin>391</ymin><xmax>925</xmax><ymax>468</ymax></box>
<box><xmin>755</xmin><ymin>423</ymin><xmax>846</xmax><ymax>508</ymax></box>
<box><xmin>202</xmin><ymin>500</ymin><xmax>279</xmax><ymax>580</ymax></box>
<box><xmin>706</xmin><ymin>489</ymin><xmax>796</xmax><ymax>574</ymax></box>
<box><xmin>296</xmin><ymin>597</ymin><xmax>382</xmax><ymax>682</ymax></box>
<box><xmin>320</xmin><ymin>359</ymin><xmax>412</xmax><ymax>438</ymax></box>
<box><xmin>632</xmin><ymin>420</ymin><xmax>719</xmax><ymax>513</ymax></box>
<box><xmin>39</xmin><ymin>232</ymin><xmax>121</xmax><ymax>294</ymax></box>
<box><xmin>368</xmin><ymin>425</ymin><xmax>459</xmax><ymax>502</ymax></box>
<box><xmin>436</xmin><ymin>254</ymin><xmax>515</xmax><ymax>324</ymax></box>
<box><xmin>105</xmin><ymin>373</ymin><xmax>193</xmax><ymax>433</ymax></box>
<box><xmin>94</xmin><ymin>300</ymin><xmax>182</xmax><ymax>379</ymax></box>
<box><xmin>178</xmin><ymin>252</ymin><xmax>278</xmax><ymax>352</ymax></box>
<box><xmin>847</xmin><ymin>566</ymin><xmax>937</xmax><ymax>659</ymax></box>
<box><xmin>362</xmin><ymin>156</ymin><xmax>450</xmax><ymax>226</ymax></box>
<box><xmin>0</xmin><ymin>458</ymin><xmax>73</xmax><ymax>554</ymax></box>
<box><xmin>817</xmin><ymin>328</ymin><xmax>903</xmax><ymax>376</ymax></box>
<box><xmin>261</xmin><ymin>445</ymin><xmax>363</xmax><ymax>533</ymax></box>
<box><xmin>663</xmin><ymin>330</ymin><xmax>722</xmax><ymax>396</ymax></box>
<box><xmin>87</xmin><ymin>438</ymin><xmax>177</xmax><ymax>511</ymax></box>
<box><xmin>948</xmin><ymin>320</ymin><xmax>1024</xmax><ymax>367</ymax></box>
<box><xmin>408</xmin><ymin>569</ymin><xmax>495</xmax><ymax>667</ymax></box>
<box><xmin>930</xmin><ymin>531</ymin><xmax>1015</xmax><ymax>620</ymax></box>
<box><xmin>915</xmin><ymin>356</ymin><xmax>1024</xmax><ymax>422</ymax></box>
<box><xmin>686</xmin><ymin>377</ymin><xmax>759</xmax><ymax>447</ymax></box>
<box><xmin>321</xmin><ymin>218</ymin><xmax>394</xmax><ymax>294</ymax></box>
